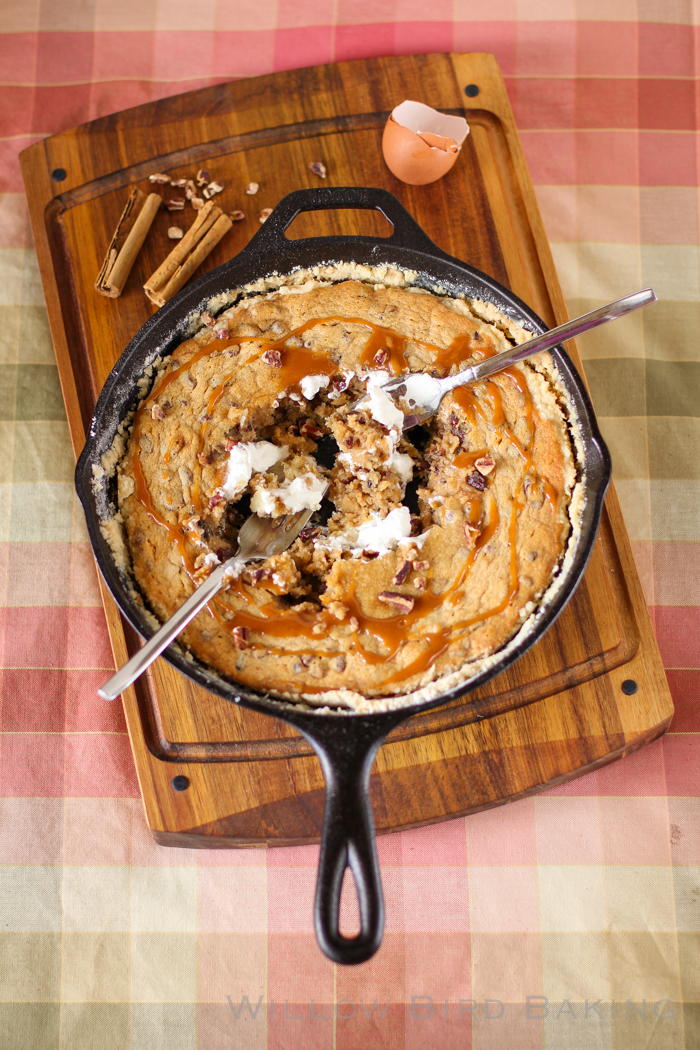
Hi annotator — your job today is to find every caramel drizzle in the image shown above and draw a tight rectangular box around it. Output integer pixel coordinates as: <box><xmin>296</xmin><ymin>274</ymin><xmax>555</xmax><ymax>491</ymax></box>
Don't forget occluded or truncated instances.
<box><xmin>130</xmin><ymin>313</ymin><xmax>559</xmax><ymax>688</ymax></box>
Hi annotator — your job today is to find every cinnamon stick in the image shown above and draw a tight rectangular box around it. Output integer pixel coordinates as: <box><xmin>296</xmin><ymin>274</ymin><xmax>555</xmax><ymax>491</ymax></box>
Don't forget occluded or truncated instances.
<box><xmin>143</xmin><ymin>203</ymin><xmax>232</xmax><ymax>307</ymax></box>
<box><xmin>95</xmin><ymin>188</ymin><xmax>162</xmax><ymax>298</ymax></box>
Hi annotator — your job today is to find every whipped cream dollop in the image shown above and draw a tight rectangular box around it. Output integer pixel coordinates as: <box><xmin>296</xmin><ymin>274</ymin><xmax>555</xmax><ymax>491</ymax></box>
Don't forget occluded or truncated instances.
<box><xmin>299</xmin><ymin>373</ymin><xmax>330</xmax><ymax>400</ymax></box>
<box><xmin>250</xmin><ymin>473</ymin><xmax>327</xmax><ymax>516</ymax></box>
<box><xmin>364</xmin><ymin>371</ymin><xmax>405</xmax><ymax>431</ymax></box>
<box><xmin>325</xmin><ymin>506</ymin><xmax>412</xmax><ymax>554</ymax></box>
<box><xmin>221</xmin><ymin>441</ymin><xmax>288</xmax><ymax>499</ymax></box>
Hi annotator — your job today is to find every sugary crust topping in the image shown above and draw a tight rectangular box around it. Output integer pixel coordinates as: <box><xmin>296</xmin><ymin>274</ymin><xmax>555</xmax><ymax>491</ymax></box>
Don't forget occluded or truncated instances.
<box><xmin>111</xmin><ymin>278</ymin><xmax>583</xmax><ymax>708</ymax></box>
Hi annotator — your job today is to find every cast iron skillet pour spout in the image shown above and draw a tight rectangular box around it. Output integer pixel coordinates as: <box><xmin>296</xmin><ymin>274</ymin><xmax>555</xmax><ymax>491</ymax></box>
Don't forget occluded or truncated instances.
<box><xmin>76</xmin><ymin>186</ymin><xmax>613</xmax><ymax>966</ymax></box>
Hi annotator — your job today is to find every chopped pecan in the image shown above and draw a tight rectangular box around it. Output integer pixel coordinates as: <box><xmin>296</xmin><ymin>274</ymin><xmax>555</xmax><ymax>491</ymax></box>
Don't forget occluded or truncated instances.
<box><xmin>463</xmin><ymin>521</ymin><xmax>479</xmax><ymax>544</ymax></box>
<box><xmin>215</xmin><ymin>328</ymin><xmax>228</xmax><ymax>340</ymax></box>
<box><xmin>209</xmin><ymin>491</ymin><xmax>225</xmax><ymax>509</ymax></box>
<box><xmin>196</xmin><ymin>169</ymin><xmax>210</xmax><ymax>186</ymax></box>
<box><xmin>184</xmin><ymin>180</ymin><xmax>197</xmax><ymax>199</ymax></box>
<box><xmin>191</xmin><ymin>197</ymin><xmax>204</xmax><ymax>210</ymax></box>
<box><xmin>373</xmin><ymin>348</ymin><xmax>390</xmax><ymax>367</ymax></box>
<box><xmin>151</xmin><ymin>403</ymin><xmax>166</xmax><ymax>420</ymax></box>
<box><xmin>392</xmin><ymin>560</ymin><xmax>412</xmax><ymax>585</ymax></box>
<box><xmin>200</xmin><ymin>310</ymin><xmax>216</xmax><ymax>327</ymax></box>
<box><xmin>299</xmin><ymin>526</ymin><xmax>322</xmax><ymax>541</ymax></box>
<box><xmin>467</xmin><ymin>472</ymin><xmax>488</xmax><ymax>491</ymax></box>
<box><xmin>414</xmin><ymin>576</ymin><xmax>427</xmax><ymax>590</ymax></box>
<box><xmin>377</xmin><ymin>591</ymin><xmax>415</xmax><ymax>612</ymax></box>
<box><xmin>309</xmin><ymin>161</ymin><xmax>327</xmax><ymax>178</ymax></box>
<box><xmin>259</xmin><ymin>208</ymin><xmax>272</xmax><ymax>223</ymax></box>
<box><xmin>412</xmin><ymin>559</ymin><xmax>429</xmax><ymax>571</ymax></box>
<box><xmin>246</xmin><ymin>182</ymin><xmax>260</xmax><ymax>195</ymax></box>
<box><xmin>148</xmin><ymin>173</ymin><xmax>170</xmax><ymax>184</ymax></box>
<box><xmin>197</xmin><ymin>451</ymin><xmax>212</xmax><ymax>465</ymax></box>
<box><xmin>475</xmin><ymin>456</ymin><xmax>495</xmax><ymax>476</ymax></box>
<box><xmin>331</xmin><ymin>373</ymin><xmax>349</xmax><ymax>391</ymax></box>
<box><xmin>232</xmin><ymin>626</ymin><xmax>250</xmax><ymax>649</ymax></box>
<box><xmin>334</xmin><ymin>655</ymin><xmax>346</xmax><ymax>672</ymax></box>
<box><xmin>167</xmin><ymin>227</ymin><xmax>183</xmax><ymax>239</ymax></box>
<box><xmin>203</xmin><ymin>181</ymin><xmax>224</xmax><ymax>198</ymax></box>
<box><xmin>262</xmin><ymin>349</ymin><xmax>282</xmax><ymax>367</ymax></box>
<box><xmin>170</xmin><ymin>178</ymin><xmax>187</xmax><ymax>188</ymax></box>
<box><xmin>300</xmin><ymin>420</ymin><xmax>324</xmax><ymax>438</ymax></box>
<box><xmin>165</xmin><ymin>198</ymin><xmax>185</xmax><ymax>211</ymax></box>
<box><xmin>230</xmin><ymin>210</ymin><xmax>245</xmax><ymax>221</ymax></box>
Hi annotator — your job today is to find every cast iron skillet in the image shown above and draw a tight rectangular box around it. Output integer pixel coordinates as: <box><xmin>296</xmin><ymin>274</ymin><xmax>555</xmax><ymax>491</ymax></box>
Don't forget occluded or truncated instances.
<box><xmin>76</xmin><ymin>187</ymin><xmax>611</xmax><ymax>965</ymax></box>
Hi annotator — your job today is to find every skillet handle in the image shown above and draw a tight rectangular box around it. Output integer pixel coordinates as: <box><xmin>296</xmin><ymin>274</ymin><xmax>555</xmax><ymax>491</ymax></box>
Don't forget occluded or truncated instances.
<box><xmin>237</xmin><ymin>186</ymin><xmax>440</xmax><ymax>261</ymax></box>
<box><xmin>292</xmin><ymin>713</ymin><xmax>401</xmax><ymax>965</ymax></box>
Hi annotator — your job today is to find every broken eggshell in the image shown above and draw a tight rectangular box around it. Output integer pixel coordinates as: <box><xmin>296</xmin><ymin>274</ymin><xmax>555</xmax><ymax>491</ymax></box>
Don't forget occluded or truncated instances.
<box><xmin>382</xmin><ymin>100</ymin><xmax>470</xmax><ymax>186</ymax></box>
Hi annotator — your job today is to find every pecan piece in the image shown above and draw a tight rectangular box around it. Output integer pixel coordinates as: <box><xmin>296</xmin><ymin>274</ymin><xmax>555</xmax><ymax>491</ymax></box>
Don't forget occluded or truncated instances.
<box><xmin>377</xmin><ymin>591</ymin><xmax>414</xmax><ymax>612</ymax></box>
<box><xmin>373</xmin><ymin>348</ymin><xmax>390</xmax><ymax>367</ymax></box>
<box><xmin>467</xmin><ymin>472</ymin><xmax>487</xmax><ymax>491</ymax></box>
<box><xmin>392</xmin><ymin>560</ymin><xmax>412</xmax><ymax>585</ymax></box>
<box><xmin>170</xmin><ymin>178</ymin><xmax>187</xmax><ymax>188</ymax></box>
<box><xmin>200</xmin><ymin>310</ymin><xmax>216</xmax><ymax>327</ymax></box>
<box><xmin>232</xmin><ymin>626</ymin><xmax>250</xmax><ymax>650</ymax></box>
<box><xmin>203</xmin><ymin>181</ymin><xmax>224</xmax><ymax>198</ymax></box>
<box><xmin>246</xmin><ymin>182</ymin><xmax>260</xmax><ymax>195</ymax></box>
<box><xmin>165</xmin><ymin>197</ymin><xmax>185</xmax><ymax>211</ymax></box>
<box><xmin>191</xmin><ymin>197</ymin><xmax>204</xmax><ymax>210</ymax></box>
<box><xmin>262</xmin><ymin>349</ymin><xmax>282</xmax><ymax>367</ymax></box>
<box><xmin>475</xmin><ymin>456</ymin><xmax>495</xmax><ymax>476</ymax></box>
<box><xmin>309</xmin><ymin>161</ymin><xmax>327</xmax><ymax>178</ymax></box>
<box><xmin>300</xmin><ymin>420</ymin><xmax>324</xmax><ymax>439</ymax></box>
<box><xmin>184</xmin><ymin>179</ymin><xmax>197</xmax><ymax>199</ymax></box>
<box><xmin>167</xmin><ymin>226</ymin><xmax>183</xmax><ymax>239</ymax></box>
<box><xmin>148</xmin><ymin>173</ymin><xmax>170</xmax><ymax>184</ymax></box>
<box><xmin>196</xmin><ymin>169</ymin><xmax>210</xmax><ymax>186</ymax></box>
<box><xmin>414</xmin><ymin>576</ymin><xmax>427</xmax><ymax>591</ymax></box>
<box><xmin>299</xmin><ymin>526</ymin><xmax>322</xmax><ymax>541</ymax></box>
<box><xmin>412</xmin><ymin>559</ymin><xmax>429</xmax><ymax>572</ymax></box>
<box><xmin>334</xmin><ymin>655</ymin><xmax>346</xmax><ymax>672</ymax></box>
<box><xmin>463</xmin><ymin>521</ymin><xmax>479</xmax><ymax>545</ymax></box>
<box><xmin>259</xmin><ymin>208</ymin><xmax>272</xmax><ymax>223</ymax></box>
<box><xmin>151</xmin><ymin>403</ymin><xmax>166</xmax><ymax>420</ymax></box>
<box><xmin>230</xmin><ymin>210</ymin><xmax>245</xmax><ymax>221</ymax></box>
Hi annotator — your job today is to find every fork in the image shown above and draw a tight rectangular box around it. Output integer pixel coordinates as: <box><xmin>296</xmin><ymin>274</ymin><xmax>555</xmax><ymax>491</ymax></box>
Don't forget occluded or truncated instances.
<box><xmin>350</xmin><ymin>288</ymin><xmax>656</xmax><ymax>429</ymax></box>
<box><xmin>98</xmin><ymin>497</ymin><xmax>325</xmax><ymax>701</ymax></box>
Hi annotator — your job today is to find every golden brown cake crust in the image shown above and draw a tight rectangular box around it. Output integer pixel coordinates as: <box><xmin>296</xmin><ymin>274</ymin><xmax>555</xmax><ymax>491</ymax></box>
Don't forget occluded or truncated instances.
<box><xmin>116</xmin><ymin>279</ymin><xmax>578</xmax><ymax>702</ymax></box>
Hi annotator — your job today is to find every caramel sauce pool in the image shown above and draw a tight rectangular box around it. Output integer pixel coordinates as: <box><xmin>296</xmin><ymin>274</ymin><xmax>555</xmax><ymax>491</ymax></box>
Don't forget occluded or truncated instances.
<box><xmin>129</xmin><ymin>313</ymin><xmax>558</xmax><ymax>692</ymax></box>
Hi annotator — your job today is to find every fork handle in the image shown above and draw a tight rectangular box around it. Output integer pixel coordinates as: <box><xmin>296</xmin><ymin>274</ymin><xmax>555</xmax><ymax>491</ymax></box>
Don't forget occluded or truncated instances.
<box><xmin>442</xmin><ymin>288</ymin><xmax>656</xmax><ymax>392</ymax></box>
<box><xmin>98</xmin><ymin>557</ymin><xmax>242</xmax><ymax>701</ymax></box>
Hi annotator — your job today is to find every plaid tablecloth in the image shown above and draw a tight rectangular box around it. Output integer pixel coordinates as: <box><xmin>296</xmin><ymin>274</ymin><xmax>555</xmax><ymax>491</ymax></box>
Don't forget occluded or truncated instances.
<box><xmin>1</xmin><ymin>3</ymin><xmax>698</xmax><ymax>1048</ymax></box>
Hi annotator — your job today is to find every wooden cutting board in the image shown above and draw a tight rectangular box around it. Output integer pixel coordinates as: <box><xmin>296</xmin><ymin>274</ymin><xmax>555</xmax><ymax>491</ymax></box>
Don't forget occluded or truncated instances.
<box><xmin>21</xmin><ymin>53</ymin><xmax>673</xmax><ymax>846</ymax></box>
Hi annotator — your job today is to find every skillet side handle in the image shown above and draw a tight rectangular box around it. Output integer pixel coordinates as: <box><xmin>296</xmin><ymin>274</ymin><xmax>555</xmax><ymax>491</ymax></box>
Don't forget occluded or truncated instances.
<box><xmin>292</xmin><ymin>713</ymin><xmax>402</xmax><ymax>965</ymax></box>
<box><xmin>235</xmin><ymin>186</ymin><xmax>440</xmax><ymax>264</ymax></box>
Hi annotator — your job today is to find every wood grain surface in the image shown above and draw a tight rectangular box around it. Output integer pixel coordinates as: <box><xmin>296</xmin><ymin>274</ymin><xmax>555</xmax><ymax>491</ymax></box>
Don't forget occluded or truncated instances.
<box><xmin>21</xmin><ymin>53</ymin><xmax>674</xmax><ymax>847</ymax></box>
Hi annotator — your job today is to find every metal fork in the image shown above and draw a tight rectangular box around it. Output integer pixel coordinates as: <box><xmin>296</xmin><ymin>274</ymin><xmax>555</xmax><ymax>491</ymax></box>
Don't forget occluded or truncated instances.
<box><xmin>98</xmin><ymin>499</ymin><xmax>324</xmax><ymax>701</ymax></box>
<box><xmin>350</xmin><ymin>288</ymin><xmax>656</xmax><ymax>429</ymax></box>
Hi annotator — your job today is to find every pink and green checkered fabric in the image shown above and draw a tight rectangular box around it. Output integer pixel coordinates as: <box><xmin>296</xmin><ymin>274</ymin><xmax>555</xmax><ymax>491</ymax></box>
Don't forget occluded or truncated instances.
<box><xmin>1</xmin><ymin>2</ymin><xmax>698</xmax><ymax>1048</ymax></box>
